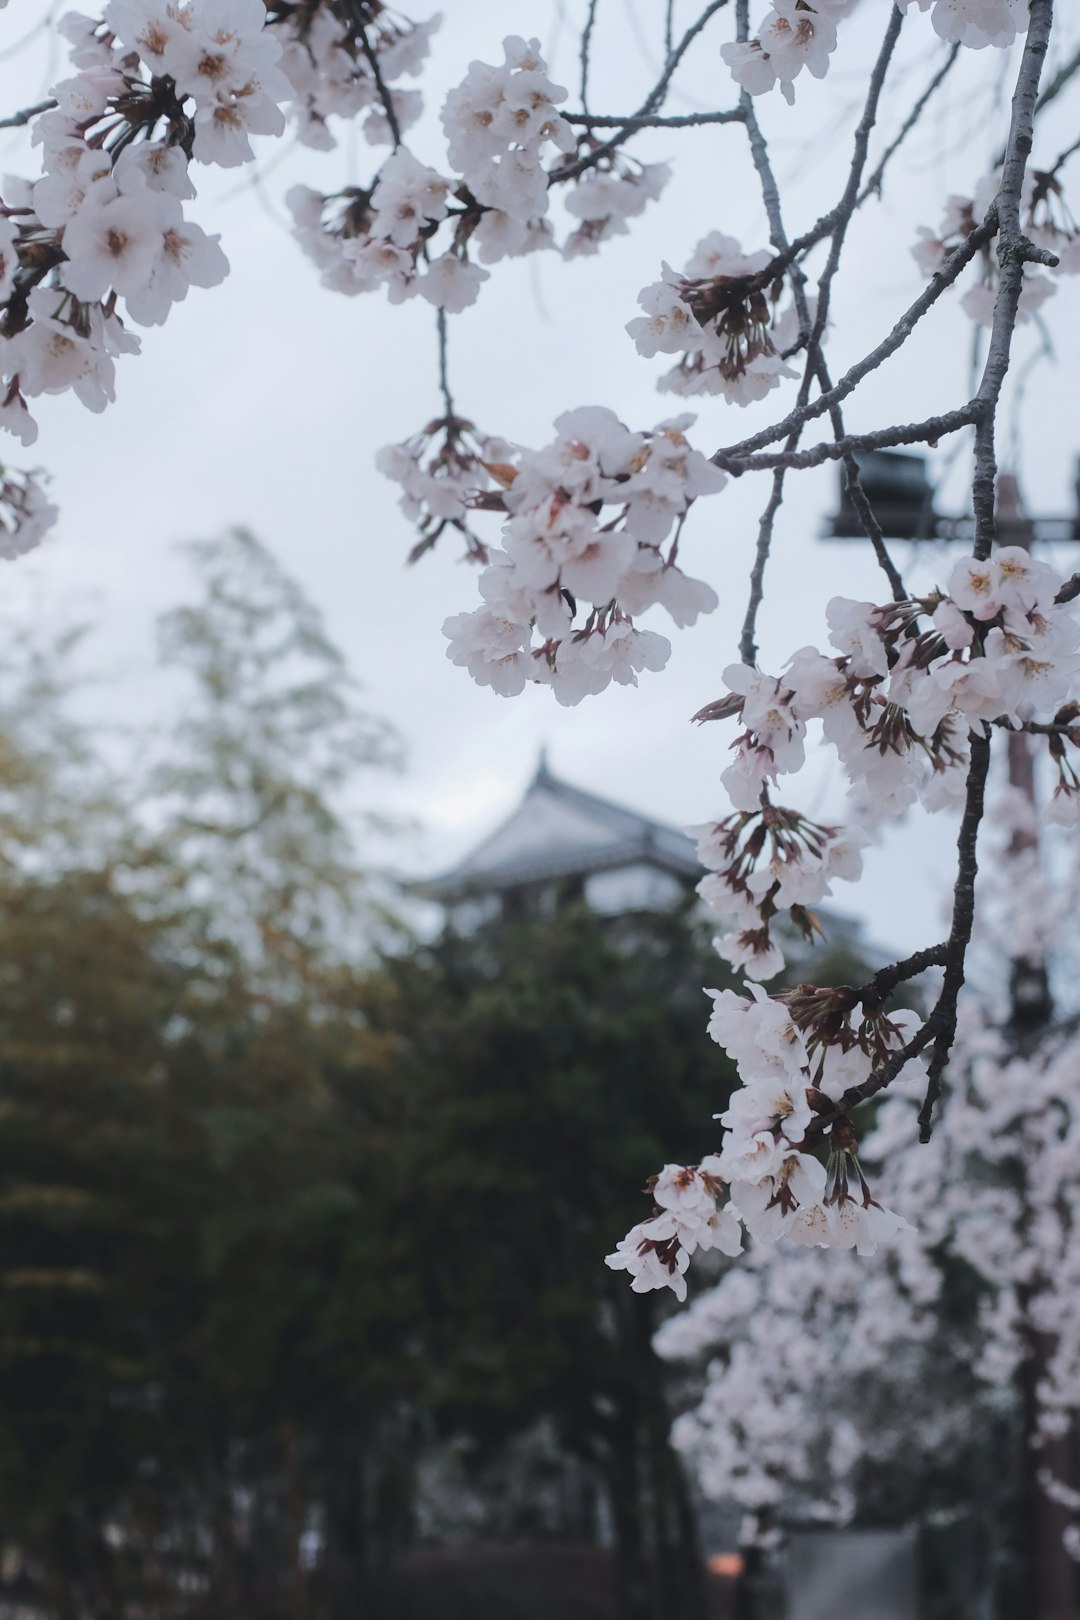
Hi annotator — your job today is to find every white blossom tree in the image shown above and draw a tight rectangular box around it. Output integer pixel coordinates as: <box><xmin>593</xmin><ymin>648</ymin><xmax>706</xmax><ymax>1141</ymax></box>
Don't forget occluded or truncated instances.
<box><xmin>5</xmin><ymin>0</ymin><xmax>1080</xmax><ymax>1506</ymax></box>
<box><xmin>653</xmin><ymin>780</ymin><xmax>1080</xmax><ymax>1614</ymax></box>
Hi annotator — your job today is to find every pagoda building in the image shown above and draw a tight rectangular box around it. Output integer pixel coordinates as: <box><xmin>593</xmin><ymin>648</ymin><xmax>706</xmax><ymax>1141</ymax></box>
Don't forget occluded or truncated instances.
<box><xmin>418</xmin><ymin>752</ymin><xmax>703</xmax><ymax>927</ymax></box>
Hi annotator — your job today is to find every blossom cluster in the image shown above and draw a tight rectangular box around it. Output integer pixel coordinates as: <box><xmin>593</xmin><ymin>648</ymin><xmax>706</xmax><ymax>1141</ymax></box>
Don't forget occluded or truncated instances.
<box><xmin>561</xmin><ymin>152</ymin><xmax>670</xmax><ymax>260</ymax></box>
<box><xmin>726</xmin><ymin>0</ymin><xmax>1030</xmax><ymax>107</ymax></box>
<box><xmin>287</xmin><ymin>34</ymin><xmax>670</xmax><ymax>302</ymax></box>
<box><xmin>605</xmin><ymin>1160</ymin><xmax>743</xmax><ymax>1304</ymax></box>
<box><xmin>655</xmin><ymin>1236</ymin><xmax>941</xmax><ymax>1546</ymax></box>
<box><xmin>605</xmin><ymin>548</ymin><xmax>1080</xmax><ymax>1295</ymax></box>
<box><xmin>286</xmin><ymin>148</ymin><xmax>488</xmax><ymax>312</ymax></box>
<box><xmin>285</xmin><ymin>36</ymin><xmax>571</xmax><ymax>304</ymax></box>
<box><xmin>606</xmin><ymin>983</ymin><xmax>916</xmax><ymax>1299</ymax></box>
<box><xmin>430</xmin><ymin>406</ymin><xmax>724</xmax><ymax>704</ymax></box>
<box><xmin>375</xmin><ymin>412</ymin><xmax>516</xmax><ymax>562</ymax></box>
<box><xmin>657</xmin><ymin>937</ymin><xmax>1080</xmax><ymax>1549</ymax></box>
<box><xmin>710</xmin><ymin>549</ymin><xmax>1079</xmax><ymax>827</ymax></box>
<box><xmin>441</xmin><ymin>34</ymin><xmax>575</xmax><ymax>225</ymax></box>
<box><xmin>913</xmin><ymin>169</ymin><xmax>1080</xmax><ymax>328</ymax></box>
<box><xmin>688</xmin><ymin>805</ymin><xmax>867</xmax><ymax>982</ymax></box>
<box><xmin>628</xmin><ymin>232</ymin><xmax>802</xmax><ymax>406</ymax></box>
<box><xmin>270</xmin><ymin>0</ymin><xmax>440</xmax><ymax>151</ymax></box>
<box><xmin>0</xmin><ymin>464</ymin><xmax>58</xmax><ymax>561</ymax></box>
<box><xmin>0</xmin><ymin>0</ymin><xmax>294</xmax><ymax>551</ymax></box>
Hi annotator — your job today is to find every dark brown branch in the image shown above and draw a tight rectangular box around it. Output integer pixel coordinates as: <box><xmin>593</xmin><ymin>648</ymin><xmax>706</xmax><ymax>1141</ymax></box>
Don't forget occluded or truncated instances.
<box><xmin>822</xmin><ymin>733</ymin><xmax>992</xmax><ymax>1134</ymax></box>
<box><xmin>1047</xmin><ymin>130</ymin><xmax>1080</xmax><ymax>179</ymax></box>
<box><xmin>860</xmin><ymin>44</ymin><xmax>961</xmax><ymax>203</ymax></box>
<box><xmin>999</xmin><ymin>717</ymin><xmax>1080</xmax><ymax>744</ymax></box>
<box><xmin>916</xmin><ymin>727</ymin><xmax>992</xmax><ymax>1139</ymax></box>
<box><xmin>713</xmin><ymin>221</ymin><xmax>993</xmax><ymax>467</ymax></box>
<box><xmin>356</xmin><ymin>25</ymin><xmax>402</xmax><ymax>148</ymax></box>
<box><xmin>805</xmin><ymin>8</ymin><xmax>908</xmax><ymax>600</ymax></box>
<box><xmin>737</xmin><ymin>4</ymin><xmax>905</xmax><ymax>659</ymax></box>
<box><xmin>1056</xmin><ymin>571</ymin><xmax>1080</xmax><ymax>605</ymax></box>
<box><xmin>858</xmin><ymin>943</ymin><xmax>951</xmax><ymax>1016</ymax></box>
<box><xmin>971</xmin><ymin>0</ymin><xmax>1055</xmax><ymax>562</ymax></box>
<box><xmin>0</xmin><ymin>98</ymin><xmax>55</xmax><ymax>130</ymax></box>
<box><xmin>737</xmin><ymin>9</ymin><xmax>813</xmax><ymax>667</ymax></box>
<box><xmin>753</xmin><ymin>45</ymin><xmax>960</xmax><ymax>291</ymax></box>
<box><xmin>578</xmin><ymin>0</ymin><xmax>600</xmax><ymax>117</ymax></box>
<box><xmin>738</xmin><ymin>468</ymin><xmax>786</xmax><ymax>667</ymax></box>
<box><xmin>562</xmin><ymin>108</ymin><xmax>745</xmax><ymax>128</ymax></box>
<box><xmin>436</xmin><ymin>307</ymin><xmax>454</xmax><ymax>419</ymax></box>
<box><xmin>833</xmin><ymin>442</ymin><xmax>909</xmax><ymax>601</ymax></box>
<box><xmin>721</xmin><ymin>407</ymin><xmax>979</xmax><ymax>476</ymax></box>
<box><xmin>551</xmin><ymin>0</ymin><xmax>731</xmax><ymax>184</ymax></box>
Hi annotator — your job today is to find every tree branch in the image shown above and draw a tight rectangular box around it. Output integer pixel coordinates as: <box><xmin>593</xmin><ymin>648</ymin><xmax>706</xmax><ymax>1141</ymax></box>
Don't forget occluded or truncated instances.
<box><xmin>713</xmin><ymin>222</ymin><xmax>993</xmax><ymax>467</ymax></box>
<box><xmin>552</xmin><ymin>0</ymin><xmax>732</xmax><ymax>184</ymax></box>
<box><xmin>971</xmin><ymin>0</ymin><xmax>1055</xmax><ymax>562</ymax></box>
<box><xmin>0</xmin><ymin>98</ymin><xmax>55</xmax><ymax>130</ymax></box>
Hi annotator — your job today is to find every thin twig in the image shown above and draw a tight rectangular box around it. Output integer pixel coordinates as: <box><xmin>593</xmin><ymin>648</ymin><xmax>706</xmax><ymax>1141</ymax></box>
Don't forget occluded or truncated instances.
<box><xmin>0</xmin><ymin>98</ymin><xmax>55</xmax><ymax>130</ymax></box>
<box><xmin>1047</xmin><ymin>130</ymin><xmax>1080</xmax><ymax>179</ymax></box>
<box><xmin>713</xmin><ymin>222</ymin><xmax>993</xmax><ymax>468</ymax></box>
<box><xmin>971</xmin><ymin>0</ymin><xmax>1055</xmax><ymax>562</ymax></box>
<box><xmin>551</xmin><ymin>0</ymin><xmax>731</xmax><ymax>185</ymax></box>
<box><xmin>356</xmin><ymin>26</ymin><xmax>402</xmax><ymax>148</ymax></box>
<box><xmin>859</xmin><ymin>943</ymin><xmax>951</xmax><ymax>1015</ymax></box>
<box><xmin>436</xmin><ymin>307</ymin><xmax>454</xmax><ymax>420</ymax></box>
<box><xmin>916</xmin><ymin>727</ymin><xmax>992</xmax><ymax>1139</ymax></box>
<box><xmin>1056</xmin><ymin>571</ymin><xmax>1080</xmax><ymax>605</ymax></box>
<box><xmin>722</xmin><ymin>407</ymin><xmax>979</xmax><ymax>476</ymax></box>
<box><xmin>579</xmin><ymin>0</ymin><xmax>600</xmax><ymax>117</ymax></box>
<box><xmin>562</xmin><ymin>107</ymin><xmax>745</xmax><ymax>128</ymax></box>
<box><xmin>802</xmin><ymin>8</ymin><xmax>908</xmax><ymax>601</ymax></box>
<box><xmin>738</xmin><ymin>7</ymin><xmax>907</xmax><ymax>657</ymax></box>
<box><xmin>860</xmin><ymin>44</ymin><xmax>961</xmax><ymax>203</ymax></box>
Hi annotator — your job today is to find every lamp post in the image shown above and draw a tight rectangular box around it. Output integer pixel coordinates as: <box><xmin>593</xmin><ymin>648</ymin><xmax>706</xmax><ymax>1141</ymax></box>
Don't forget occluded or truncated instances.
<box><xmin>825</xmin><ymin>448</ymin><xmax>1080</xmax><ymax>545</ymax></box>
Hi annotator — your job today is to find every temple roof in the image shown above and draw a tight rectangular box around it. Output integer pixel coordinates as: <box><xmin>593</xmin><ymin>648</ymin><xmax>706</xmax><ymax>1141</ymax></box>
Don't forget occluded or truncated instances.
<box><xmin>418</xmin><ymin>752</ymin><xmax>702</xmax><ymax>903</ymax></box>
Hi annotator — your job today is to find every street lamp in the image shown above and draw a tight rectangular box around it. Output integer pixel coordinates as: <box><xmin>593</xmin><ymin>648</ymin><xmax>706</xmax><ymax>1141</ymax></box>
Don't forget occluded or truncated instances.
<box><xmin>825</xmin><ymin>449</ymin><xmax>1080</xmax><ymax>543</ymax></box>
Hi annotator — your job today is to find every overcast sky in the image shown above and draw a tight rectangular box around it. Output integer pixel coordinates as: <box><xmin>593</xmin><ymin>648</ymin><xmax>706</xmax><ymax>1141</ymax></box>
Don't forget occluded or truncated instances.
<box><xmin>4</xmin><ymin>0</ymin><xmax>1080</xmax><ymax>955</ymax></box>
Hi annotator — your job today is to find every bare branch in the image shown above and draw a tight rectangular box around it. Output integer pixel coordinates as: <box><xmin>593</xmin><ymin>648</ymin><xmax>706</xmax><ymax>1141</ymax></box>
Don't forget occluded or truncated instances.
<box><xmin>578</xmin><ymin>0</ymin><xmax>600</xmax><ymax>117</ymax></box>
<box><xmin>714</xmin><ymin>222</ymin><xmax>993</xmax><ymax>467</ymax></box>
<box><xmin>1044</xmin><ymin>129</ymin><xmax>1080</xmax><ymax>180</ymax></box>
<box><xmin>971</xmin><ymin>0</ymin><xmax>1055</xmax><ymax>563</ymax></box>
<box><xmin>551</xmin><ymin>0</ymin><xmax>732</xmax><ymax>184</ymax></box>
<box><xmin>916</xmin><ymin>727</ymin><xmax>992</xmax><ymax>1139</ymax></box>
<box><xmin>858</xmin><ymin>943</ymin><xmax>951</xmax><ymax>1016</ymax></box>
<box><xmin>722</xmin><ymin>407</ymin><xmax>979</xmax><ymax>476</ymax></box>
<box><xmin>0</xmin><ymin>99</ymin><xmax>55</xmax><ymax>130</ymax></box>
<box><xmin>436</xmin><ymin>307</ymin><xmax>454</xmax><ymax>420</ymax></box>
<box><xmin>562</xmin><ymin>108</ymin><xmax>745</xmax><ymax>128</ymax></box>
<box><xmin>356</xmin><ymin>25</ymin><xmax>402</xmax><ymax>148</ymax></box>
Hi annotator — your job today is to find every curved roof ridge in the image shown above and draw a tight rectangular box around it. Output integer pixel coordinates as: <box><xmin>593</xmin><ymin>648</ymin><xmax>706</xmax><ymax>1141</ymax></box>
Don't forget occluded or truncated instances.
<box><xmin>420</xmin><ymin>755</ymin><xmax>702</xmax><ymax>900</ymax></box>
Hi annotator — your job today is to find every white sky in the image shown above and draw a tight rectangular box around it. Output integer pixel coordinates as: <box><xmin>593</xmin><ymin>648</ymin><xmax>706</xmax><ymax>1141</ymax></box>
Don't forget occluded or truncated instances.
<box><xmin>4</xmin><ymin>1</ymin><xmax>1080</xmax><ymax>954</ymax></box>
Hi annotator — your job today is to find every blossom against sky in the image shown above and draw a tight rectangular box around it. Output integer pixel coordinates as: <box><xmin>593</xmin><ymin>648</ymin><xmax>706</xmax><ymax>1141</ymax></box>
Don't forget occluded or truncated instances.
<box><xmin>3</xmin><ymin>1</ymin><xmax>1080</xmax><ymax>952</ymax></box>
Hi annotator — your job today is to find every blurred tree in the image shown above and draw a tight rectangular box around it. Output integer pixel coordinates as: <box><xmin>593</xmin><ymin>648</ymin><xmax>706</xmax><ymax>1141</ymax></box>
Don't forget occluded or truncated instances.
<box><xmin>0</xmin><ymin>533</ymin><xmax>879</xmax><ymax>1620</ymax></box>
<box><xmin>356</xmin><ymin>900</ymin><xmax>873</xmax><ymax>1620</ymax></box>
<box><xmin>150</xmin><ymin>528</ymin><xmax>404</xmax><ymax>984</ymax></box>
<box><xmin>0</xmin><ymin>535</ymin><xmax>412</xmax><ymax>1619</ymax></box>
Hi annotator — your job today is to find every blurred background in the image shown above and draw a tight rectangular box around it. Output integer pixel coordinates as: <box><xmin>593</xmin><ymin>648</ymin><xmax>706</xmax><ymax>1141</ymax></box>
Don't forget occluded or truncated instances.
<box><xmin>3</xmin><ymin>2</ymin><xmax>1080</xmax><ymax>1618</ymax></box>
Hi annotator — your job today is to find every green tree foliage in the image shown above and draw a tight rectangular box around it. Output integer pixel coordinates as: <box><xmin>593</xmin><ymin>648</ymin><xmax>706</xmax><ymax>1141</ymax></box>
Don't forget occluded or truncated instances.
<box><xmin>357</xmin><ymin>903</ymin><xmax>741</xmax><ymax>1620</ymax></box>
<box><xmin>0</xmin><ymin>533</ymin><xmax>874</xmax><ymax>1619</ymax></box>
<box><xmin>151</xmin><ymin>529</ymin><xmax>403</xmax><ymax>980</ymax></box>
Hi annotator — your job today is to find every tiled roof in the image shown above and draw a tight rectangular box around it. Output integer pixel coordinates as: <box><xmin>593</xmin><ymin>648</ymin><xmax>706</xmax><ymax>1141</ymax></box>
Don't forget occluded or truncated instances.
<box><xmin>417</xmin><ymin>753</ymin><xmax>702</xmax><ymax>901</ymax></box>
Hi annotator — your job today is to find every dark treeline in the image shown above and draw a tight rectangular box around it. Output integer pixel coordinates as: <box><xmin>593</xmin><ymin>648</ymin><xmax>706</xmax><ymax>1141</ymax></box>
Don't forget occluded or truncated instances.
<box><xmin>0</xmin><ymin>531</ymin><xmax>791</xmax><ymax>1620</ymax></box>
